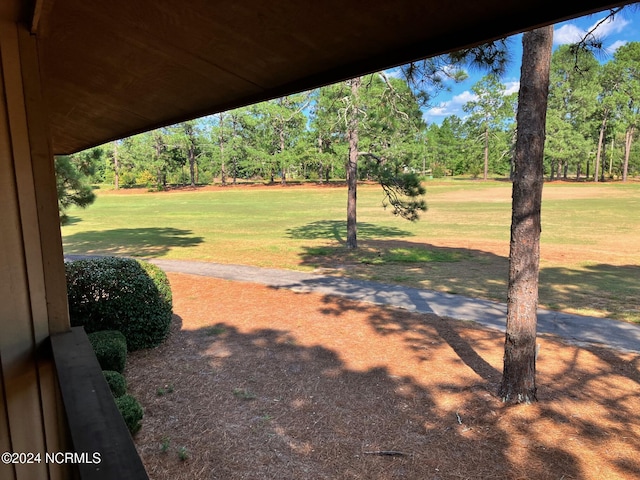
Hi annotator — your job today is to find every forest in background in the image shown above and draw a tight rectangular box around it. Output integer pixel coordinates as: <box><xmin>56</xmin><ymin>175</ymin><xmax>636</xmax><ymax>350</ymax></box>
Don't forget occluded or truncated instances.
<box><xmin>57</xmin><ymin>41</ymin><xmax>640</xmax><ymax>217</ymax></box>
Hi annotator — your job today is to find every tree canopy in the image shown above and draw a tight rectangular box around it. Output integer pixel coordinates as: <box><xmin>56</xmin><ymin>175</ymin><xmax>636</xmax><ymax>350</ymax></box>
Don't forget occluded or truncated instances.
<box><xmin>61</xmin><ymin>40</ymin><xmax>640</xmax><ymax>220</ymax></box>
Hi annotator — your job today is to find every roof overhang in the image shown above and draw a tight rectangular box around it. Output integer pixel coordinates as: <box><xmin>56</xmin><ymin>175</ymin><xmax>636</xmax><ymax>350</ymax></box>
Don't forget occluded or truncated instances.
<box><xmin>31</xmin><ymin>0</ymin><xmax>632</xmax><ymax>154</ymax></box>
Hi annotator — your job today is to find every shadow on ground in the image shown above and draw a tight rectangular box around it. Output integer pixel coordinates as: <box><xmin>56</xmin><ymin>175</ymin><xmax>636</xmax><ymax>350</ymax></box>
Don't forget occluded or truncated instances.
<box><xmin>286</xmin><ymin>220</ymin><xmax>414</xmax><ymax>242</ymax></box>
<box><xmin>289</xmin><ymin>219</ymin><xmax>639</xmax><ymax>322</ymax></box>
<box><xmin>540</xmin><ymin>264</ymin><xmax>640</xmax><ymax>320</ymax></box>
<box><xmin>62</xmin><ymin>227</ymin><xmax>204</xmax><ymax>257</ymax></box>
<box><xmin>126</xmin><ymin>276</ymin><xmax>640</xmax><ymax>479</ymax></box>
<box><xmin>126</xmin><ymin>324</ymin><xmax>550</xmax><ymax>479</ymax></box>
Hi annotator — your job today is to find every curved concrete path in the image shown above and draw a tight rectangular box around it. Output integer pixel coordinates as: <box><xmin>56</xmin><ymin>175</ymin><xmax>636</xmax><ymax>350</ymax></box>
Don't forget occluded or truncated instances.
<box><xmin>140</xmin><ymin>258</ymin><xmax>640</xmax><ymax>354</ymax></box>
<box><xmin>65</xmin><ymin>255</ymin><xmax>640</xmax><ymax>353</ymax></box>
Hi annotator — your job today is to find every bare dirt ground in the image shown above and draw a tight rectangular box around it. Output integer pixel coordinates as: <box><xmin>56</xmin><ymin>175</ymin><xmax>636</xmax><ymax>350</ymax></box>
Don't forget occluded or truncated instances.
<box><xmin>128</xmin><ymin>273</ymin><xmax>640</xmax><ymax>480</ymax></box>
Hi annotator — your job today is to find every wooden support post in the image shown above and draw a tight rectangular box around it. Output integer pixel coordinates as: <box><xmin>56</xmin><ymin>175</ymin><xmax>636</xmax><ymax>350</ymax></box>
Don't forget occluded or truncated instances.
<box><xmin>0</xmin><ymin>11</ymin><xmax>72</xmax><ymax>480</ymax></box>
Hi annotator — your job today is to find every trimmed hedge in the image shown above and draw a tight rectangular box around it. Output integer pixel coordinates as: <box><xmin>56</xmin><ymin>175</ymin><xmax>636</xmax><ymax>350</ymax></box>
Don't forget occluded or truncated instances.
<box><xmin>103</xmin><ymin>370</ymin><xmax>127</xmax><ymax>398</ymax></box>
<box><xmin>66</xmin><ymin>257</ymin><xmax>173</xmax><ymax>351</ymax></box>
<box><xmin>115</xmin><ymin>394</ymin><xmax>144</xmax><ymax>435</ymax></box>
<box><xmin>88</xmin><ymin>330</ymin><xmax>127</xmax><ymax>373</ymax></box>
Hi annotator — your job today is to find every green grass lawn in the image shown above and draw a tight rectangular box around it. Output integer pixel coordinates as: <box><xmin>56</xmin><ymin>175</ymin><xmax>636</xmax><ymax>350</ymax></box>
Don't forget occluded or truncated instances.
<box><xmin>62</xmin><ymin>180</ymin><xmax>640</xmax><ymax>323</ymax></box>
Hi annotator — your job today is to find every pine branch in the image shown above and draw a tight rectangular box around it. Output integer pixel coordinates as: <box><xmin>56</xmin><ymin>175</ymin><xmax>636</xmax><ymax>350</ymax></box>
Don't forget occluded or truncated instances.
<box><xmin>570</xmin><ymin>6</ymin><xmax>627</xmax><ymax>72</ymax></box>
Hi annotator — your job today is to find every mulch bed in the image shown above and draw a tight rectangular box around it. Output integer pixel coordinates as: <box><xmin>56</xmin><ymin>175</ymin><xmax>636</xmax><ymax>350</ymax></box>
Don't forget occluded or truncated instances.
<box><xmin>127</xmin><ymin>272</ymin><xmax>640</xmax><ymax>479</ymax></box>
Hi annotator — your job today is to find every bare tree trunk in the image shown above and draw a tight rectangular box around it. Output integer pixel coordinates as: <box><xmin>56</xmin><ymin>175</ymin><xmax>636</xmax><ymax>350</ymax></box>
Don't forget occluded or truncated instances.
<box><xmin>609</xmin><ymin>137</ymin><xmax>614</xmax><ymax>177</ymax></box>
<box><xmin>623</xmin><ymin>126</ymin><xmax>634</xmax><ymax>182</ymax></box>
<box><xmin>346</xmin><ymin>77</ymin><xmax>361</xmax><ymax>249</ymax></box>
<box><xmin>112</xmin><ymin>140</ymin><xmax>120</xmax><ymax>190</ymax></box>
<box><xmin>218</xmin><ymin>113</ymin><xmax>227</xmax><ymax>186</ymax></box>
<box><xmin>317</xmin><ymin>136</ymin><xmax>324</xmax><ymax>184</ymax></box>
<box><xmin>232</xmin><ymin>157</ymin><xmax>237</xmax><ymax>185</ymax></box>
<box><xmin>594</xmin><ymin>115</ymin><xmax>607</xmax><ymax>183</ymax></box>
<box><xmin>279</xmin><ymin>121</ymin><xmax>287</xmax><ymax>185</ymax></box>
<box><xmin>483</xmin><ymin>124</ymin><xmax>489</xmax><ymax>180</ymax></box>
<box><xmin>499</xmin><ymin>25</ymin><xmax>552</xmax><ymax>404</ymax></box>
<box><xmin>153</xmin><ymin>134</ymin><xmax>165</xmax><ymax>189</ymax></box>
<box><xmin>219</xmin><ymin>140</ymin><xmax>226</xmax><ymax>185</ymax></box>
<box><xmin>188</xmin><ymin>143</ymin><xmax>197</xmax><ymax>187</ymax></box>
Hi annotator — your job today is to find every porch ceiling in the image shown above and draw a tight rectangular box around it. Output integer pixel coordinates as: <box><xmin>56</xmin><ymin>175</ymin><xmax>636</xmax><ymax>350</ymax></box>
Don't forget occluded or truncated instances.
<box><xmin>34</xmin><ymin>0</ymin><xmax>630</xmax><ymax>155</ymax></box>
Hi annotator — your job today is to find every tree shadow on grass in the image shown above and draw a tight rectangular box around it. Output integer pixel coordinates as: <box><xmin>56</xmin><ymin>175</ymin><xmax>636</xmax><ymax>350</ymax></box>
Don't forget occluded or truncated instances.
<box><xmin>296</xmin><ymin>237</ymin><xmax>510</xmax><ymax>298</ymax></box>
<box><xmin>540</xmin><ymin>264</ymin><xmax>640</xmax><ymax>321</ymax></box>
<box><xmin>286</xmin><ymin>220</ymin><xmax>414</xmax><ymax>242</ymax></box>
<box><xmin>292</xmin><ymin>232</ymin><xmax>640</xmax><ymax>322</ymax></box>
<box><xmin>62</xmin><ymin>227</ymin><xmax>204</xmax><ymax>258</ymax></box>
<box><xmin>61</xmin><ymin>215</ymin><xmax>82</xmax><ymax>226</ymax></box>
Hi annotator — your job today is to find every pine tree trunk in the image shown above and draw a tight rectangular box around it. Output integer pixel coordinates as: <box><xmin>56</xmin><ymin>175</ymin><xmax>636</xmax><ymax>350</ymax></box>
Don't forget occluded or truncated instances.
<box><xmin>609</xmin><ymin>137</ymin><xmax>614</xmax><ymax>177</ymax></box>
<box><xmin>189</xmin><ymin>148</ymin><xmax>196</xmax><ymax>187</ymax></box>
<box><xmin>113</xmin><ymin>141</ymin><xmax>120</xmax><ymax>190</ymax></box>
<box><xmin>346</xmin><ymin>77</ymin><xmax>361</xmax><ymax>249</ymax></box>
<box><xmin>483</xmin><ymin>124</ymin><xmax>489</xmax><ymax>180</ymax></box>
<box><xmin>623</xmin><ymin>127</ymin><xmax>634</xmax><ymax>182</ymax></box>
<box><xmin>219</xmin><ymin>113</ymin><xmax>227</xmax><ymax>186</ymax></box>
<box><xmin>220</xmin><ymin>142</ymin><xmax>226</xmax><ymax>185</ymax></box>
<box><xmin>280</xmin><ymin>125</ymin><xmax>287</xmax><ymax>186</ymax></box>
<box><xmin>499</xmin><ymin>25</ymin><xmax>552</xmax><ymax>404</ymax></box>
<box><xmin>318</xmin><ymin>136</ymin><xmax>324</xmax><ymax>184</ymax></box>
<box><xmin>594</xmin><ymin>115</ymin><xmax>607</xmax><ymax>183</ymax></box>
<box><xmin>232</xmin><ymin>158</ymin><xmax>237</xmax><ymax>185</ymax></box>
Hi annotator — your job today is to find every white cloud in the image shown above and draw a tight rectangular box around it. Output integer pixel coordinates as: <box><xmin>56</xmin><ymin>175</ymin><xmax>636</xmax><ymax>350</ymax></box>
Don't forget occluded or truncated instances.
<box><xmin>606</xmin><ymin>39</ymin><xmax>628</xmax><ymax>54</ymax></box>
<box><xmin>554</xmin><ymin>14</ymin><xmax>631</xmax><ymax>46</ymax></box>
<box><xmin>384</xmin><ymin>68</ymin><xmax>403</xmax><ymax>79</ymax></box>
<box><xmin>423</xmin><ymin>90</ymin><xmax>477</xmax><ymax>121</ymax></box>
<box><xmin>589</xmin><ymin>15</ymin><xmax>629</xmax><ymax>37</ymax></box>
<box><xmin>554</xmin><ymin>24</ymin><xmax>585</xmax><ymax>45</ymax></box>
<box><xmin>452</xmin><ymin>91</ymin><xmax>478</xmax><ymax>103</ymax></box>
<box><xmin>504</xmin><ymin>81</ymin><xmax>520</xmax><ymax>95</ymax></box>
<box><xmin>424</xmin><ymin>84</ymin><xmax>519</xmax><ymax>123</ymax></box>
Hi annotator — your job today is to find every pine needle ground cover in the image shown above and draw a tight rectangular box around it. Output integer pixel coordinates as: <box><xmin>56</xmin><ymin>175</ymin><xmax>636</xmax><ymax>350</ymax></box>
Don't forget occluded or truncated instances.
<box><xmin>127</xmin><ymin>273</ymin><xmax>640</xmax><ymax>480</ymax></box>
<box><xmin>62</xmin><ymin>181</ymin><xmax>640</xmax><ymax>322</ymax></box>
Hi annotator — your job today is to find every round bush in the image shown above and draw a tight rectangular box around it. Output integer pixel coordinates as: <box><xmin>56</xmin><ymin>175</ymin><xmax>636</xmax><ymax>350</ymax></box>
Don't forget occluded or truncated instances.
<box><xmin>103</xmin><ymin>370</ymin><xmax>127</xmax><ymax>398</ymax></box>
<box><xmin>115</xmin><ymin>394</ymin><xmax>144</xmax><ymax>435</ymax></box>
<box><xmin>88</xmin><ymin>330</ymin><xmax>127</xmax><ymax>373</ymax></box>
<box><xmin>66</xmin><ymin>257</ymin><xmax>173</xmax><ymax>351</ymax></box>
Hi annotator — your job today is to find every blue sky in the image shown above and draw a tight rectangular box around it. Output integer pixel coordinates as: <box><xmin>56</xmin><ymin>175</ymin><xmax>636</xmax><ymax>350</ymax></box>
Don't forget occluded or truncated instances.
<box><xmin>419</xmin><ymin>7</ymin><xmax>640</xmax><ymax>125</ymax></box>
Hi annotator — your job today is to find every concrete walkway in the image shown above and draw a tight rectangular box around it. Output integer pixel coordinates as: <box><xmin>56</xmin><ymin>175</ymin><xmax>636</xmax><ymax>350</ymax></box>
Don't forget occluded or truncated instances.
<box><xmin>143</xmin><ymin>258</ymin><xmax>640</xmax><ymax>354</ymax></box>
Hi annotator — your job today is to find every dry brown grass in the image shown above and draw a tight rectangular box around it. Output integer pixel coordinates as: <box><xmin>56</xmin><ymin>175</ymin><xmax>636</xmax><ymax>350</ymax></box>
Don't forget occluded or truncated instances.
<box><xmin>128</xmin><ymin>273</ymin><xmax>640</xmax><ymax>479</ymax></box>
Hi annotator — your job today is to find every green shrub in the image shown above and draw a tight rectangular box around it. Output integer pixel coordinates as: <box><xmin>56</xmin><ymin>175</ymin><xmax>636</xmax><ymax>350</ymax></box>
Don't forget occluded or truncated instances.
<box><xmin>431</xmin><ymin>163</ymin><xmax>447</xmax><ymax>178</ymax></box>
<box><xmin>115</xmin><ymin>394</ymin><xmax>144</xmax><ymax>435</ymax></box>
<box><xmin>66</xmin><ymin>257</ymin><xmax>173</xmax><ymax>351</ymax></box>
<box><xmin>88</xmin><ymin>330</ymin><xmax>127</xmax><ymax>373</ymax></box>
<box><xmin>103</xmin><ymin>370</ymin><xmax>127</xmax><ymax>398</ymax></box>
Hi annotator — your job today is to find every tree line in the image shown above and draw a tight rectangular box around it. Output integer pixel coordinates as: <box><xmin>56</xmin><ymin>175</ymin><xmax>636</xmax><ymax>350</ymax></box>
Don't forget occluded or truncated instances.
<box><xmin>60</xmin><ymin>41</ymin><xmax>640</xmax><ymax>202</ymax></box>
<box><xmin>56</xmin><ymin>15</ymin><xmax>635</xmax><ymax>404</ymax></box>
<box><xmin>62</xmin><ymin>74</ymin><xmax>427</xmax><ymax>192</ymax></box>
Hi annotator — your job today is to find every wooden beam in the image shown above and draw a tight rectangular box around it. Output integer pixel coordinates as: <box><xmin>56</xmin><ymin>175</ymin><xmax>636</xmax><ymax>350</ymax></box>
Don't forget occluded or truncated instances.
<box><xmin>31</xmin><ymin>0</ymin><xmax>45</xmax><ymax>33</ymax></box>
<box><xmin>16</xmin><ymin>20</ymin><xmax>70</xmax><ymax>336</ymax></box>
<box><xmin>51</xmin><ymin>328</ymin><xmax>149</xmax><ymax>480</ymax></box>
<box><xmin>0</xmin><ymin>15</ymin><xmax>71</xmax><ymax>480</ymax></box>
<box><xmin>0</xmin><ymin>20</ymin><xmax>50</xmax><ymax>480</ymax></box>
